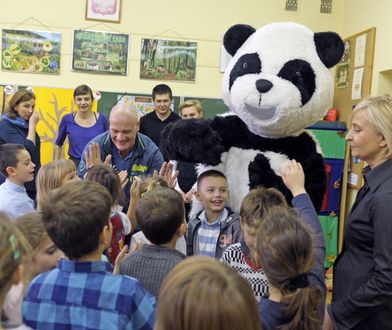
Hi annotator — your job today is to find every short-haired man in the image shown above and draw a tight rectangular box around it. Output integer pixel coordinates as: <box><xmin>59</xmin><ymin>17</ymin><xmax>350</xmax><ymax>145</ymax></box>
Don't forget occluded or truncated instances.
<box><xmin>78</xmin><ymin>103</ymin><xmax>164</xmax><ymax>210</ymax></box>
<box><xmin>139</xmin><ymin>84</ymin><xmax>180</xmax><ymax>151</ymax></box>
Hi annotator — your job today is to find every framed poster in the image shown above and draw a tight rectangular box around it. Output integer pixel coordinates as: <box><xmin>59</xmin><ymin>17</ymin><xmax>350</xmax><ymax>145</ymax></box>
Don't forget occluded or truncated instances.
<box><xmin>85</xmin><ymin>0</ymin><xmax>121</xmax><ymax>23</ymax></box>
<box><xmin>140</xmin><ymin>38</ymin><xmax>197</xmax><ymax>82</ymax></box>
<box><xmin>2</xmin><ymin>29</ymin><xmax>61</xmax><ymax>74</ymax></box>
<box><xmin>72</xmin><ymin>30</ymin><xmax>129</xmax><ymax>75</ymax></box>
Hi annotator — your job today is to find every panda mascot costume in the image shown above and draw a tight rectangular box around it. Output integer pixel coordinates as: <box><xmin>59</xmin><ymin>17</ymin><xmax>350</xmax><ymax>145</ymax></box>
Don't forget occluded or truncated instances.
<box><xmin>161</xmin><ymin>22</ymin><xmax>344</xmax><ymax>213</ymax></box>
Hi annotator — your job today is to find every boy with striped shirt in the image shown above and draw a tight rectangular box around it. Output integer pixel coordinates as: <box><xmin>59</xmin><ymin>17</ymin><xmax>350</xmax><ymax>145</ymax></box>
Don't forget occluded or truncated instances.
<box><xmin>186</xmin><ymin>170</ymin><xmax>241</xmax><ymax>259</ymax></box>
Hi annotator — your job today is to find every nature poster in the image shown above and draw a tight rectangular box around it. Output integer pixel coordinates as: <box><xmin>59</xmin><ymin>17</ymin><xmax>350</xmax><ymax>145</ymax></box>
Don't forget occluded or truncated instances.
<box><xmin>1</xmin><ymin>29</ymin><xmax>61</xmax><ymax>74</ymax></box>
<box><xmin>72</xmin><ymin>30</ymin><xmax>129</xmax><ymax>75</ymax></box>
<box><xmin>140</xmin><ymin>38</ymin><xmax>197</xmax><ymax>81</ymax></box>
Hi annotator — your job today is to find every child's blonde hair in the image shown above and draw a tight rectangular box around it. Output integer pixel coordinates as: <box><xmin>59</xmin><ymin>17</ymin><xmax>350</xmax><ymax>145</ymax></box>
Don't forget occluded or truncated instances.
<box><xmin>36</xmin><ymin>159</ymin><xmax>76</xmax><ymax>205</ymax></box>
<box><xmin>155</xmin><ymin>256</ymin><xmax>260</xmax><ymax>330</ymax></box>
<box><xmin>139</xmin><ymin>176</ymin><xmax>168</xmax><ymax>197</ymax></box>
<box><xmin>0</xmin><ymin>212</ymin><xmax>29</xmax><ymax>291</ymax></box>
<box><xmin>240</xmin><ymin>187</ymin><xmax>287</xmax><ymax>234</ymax></box>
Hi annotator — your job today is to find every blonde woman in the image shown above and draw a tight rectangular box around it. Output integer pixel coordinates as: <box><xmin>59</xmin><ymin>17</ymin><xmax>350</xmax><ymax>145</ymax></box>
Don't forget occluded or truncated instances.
<box><xmin>325</xmin><ymin>95</ymin><xmax>392</xmax><ymax>329</ymax></box>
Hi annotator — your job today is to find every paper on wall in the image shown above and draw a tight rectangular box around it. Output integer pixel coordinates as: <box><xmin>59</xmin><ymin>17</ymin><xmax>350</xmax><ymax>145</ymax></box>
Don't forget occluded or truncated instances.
<box><xmin>352</xmin><ymin>67</ymin><xmax>364</xmax><ymax>100</ymax></box>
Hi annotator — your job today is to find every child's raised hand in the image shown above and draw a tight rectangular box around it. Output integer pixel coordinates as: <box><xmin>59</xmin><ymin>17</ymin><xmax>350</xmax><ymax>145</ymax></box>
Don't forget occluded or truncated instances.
<box><xmin>154</xmin><ymin>161</ymin><xmax>179</xmax><ymax>188</ymax></box>
<box><xmin>85</xmin><ymin>142</ymin><xmax>102</xmax><ymax>169</ymax></box>
<box><xmin>118</xmin><ymin>170</ymin><xmax>129</xmax><ymax>190</ymax></box>
<box><xmin>130</xmin><ymin>176</ymin><xmax>142</xmax><ymax>201</ymax></box>
<box><xmin>282</xmin><ymin>159</ymin><xmax>306</xmax><ymax>197</ymax></box>
<box><xmin>112</xmin><ymin>245</ymin><xmax>129</xmax><ymax>274</ymax></box>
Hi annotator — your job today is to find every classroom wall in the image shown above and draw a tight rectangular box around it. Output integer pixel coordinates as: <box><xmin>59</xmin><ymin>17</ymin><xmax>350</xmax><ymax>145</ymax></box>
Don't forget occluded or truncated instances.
<box><xmin>0</xmin><ymin>0</ymin><xmax>344</xmax><ymax>98</ymax></box>
<box><xmin>342</xmin><ymin>0</ymin><xmax>392</xmax><ymax>95</ymax></box>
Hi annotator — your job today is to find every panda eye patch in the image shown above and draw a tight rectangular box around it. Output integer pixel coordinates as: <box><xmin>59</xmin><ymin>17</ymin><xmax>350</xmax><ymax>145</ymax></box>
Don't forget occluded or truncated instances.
<box><xmin>278</xmin><ymin>59</ymin><xmax>316</xmax><ymax>106</ymax></box>
<box><xmin>229</xmin><ymin>53</ymin><xmax>261</xmax><ymax>90</ymax></box>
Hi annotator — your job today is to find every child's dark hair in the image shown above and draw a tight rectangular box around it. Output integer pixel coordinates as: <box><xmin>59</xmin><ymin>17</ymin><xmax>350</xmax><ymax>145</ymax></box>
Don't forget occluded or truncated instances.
<box><xmin>39</xmin><ymin>180</ymin><xmax>112</xmax><ymax>259</ymax></box>
<box><xmin>0</xmin><ymin>144</ymin><xmax>26</xmax><ymax>177</ymax></box>
<box><xmin>85</xmin><ymin>164</ymin><xmax>122</xmax><ymax>205</ymax></box>
<box><xmin>136</xmin><ymin>187</ymin><xmax>184</xmax><ymax>245</ymax></box>
<box><xmin>240</xmin><ymin>187</ymin><xmax>287</xmax><ymax>233</ymax></box>
<box><xmin>197</xmin><ymin>169</ymin><xmax>227</xmax><ymax>188</ymax></box>
<box><xmin>256</xmin><ymin>207</ymin><xmax>322</xmax><ymax>330</ymax></box>
<box><xmin>73</xmin><ymin>84</ymin><xmax>94</xmax><ymax>100</ymax></box>
<box><xmin>152</xmin><ymin>84</ymin><xmax>172</xmax><ymax>100</ymax></box>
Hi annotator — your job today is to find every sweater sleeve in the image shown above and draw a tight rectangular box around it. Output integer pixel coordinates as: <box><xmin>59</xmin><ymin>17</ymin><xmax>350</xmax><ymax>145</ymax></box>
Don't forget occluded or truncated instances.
<box><xmin>55</xmin><ymin>115</ymin><xmax>68</xmax><ymax>146</ymax></box>
<box><xmin>292</xmin><ymin>193</ymin><xmax>326</xmax><ymax>290</ymax></box>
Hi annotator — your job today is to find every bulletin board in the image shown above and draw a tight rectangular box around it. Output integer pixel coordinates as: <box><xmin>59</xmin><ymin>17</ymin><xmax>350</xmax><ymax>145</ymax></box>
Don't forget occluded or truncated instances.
<box><xmin>332</xmin><ymin>27</ymin><xmax>376</xmax><ymax>189</ymax></box>
<box><xmin>332</xmin><ymin>27</ymin><xmax>376</xmax><ymax>251</ymax></box>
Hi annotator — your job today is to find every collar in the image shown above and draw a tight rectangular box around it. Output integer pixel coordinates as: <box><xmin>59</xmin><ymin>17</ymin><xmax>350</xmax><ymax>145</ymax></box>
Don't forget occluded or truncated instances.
<box><xmin>364</xmin><ymin>158</ymin><xmax>392</xmax><ymax>192</ymax></box>
<box><xmin>241</xmin><ymin>240</ymin><xmax>262</xmax><ymax>271</ymax></box>
<box><xmin>2</xmin><ymin>113</ymin><xmax>29</xmax><ymax>129</ymax></box>
<box><xmin>4</xmin><ymin>179</ymin><xmax>26</xmax><ymax>192</ymax></box>
<box><xmin>200</xmin><ymin>208</ymin><xmax>228</xmax><ymax>226</ymax></box>
<box><xmin>58</xmin><ymin>259</ymin><xmax>112</xmax><ymax>273</ymax></box>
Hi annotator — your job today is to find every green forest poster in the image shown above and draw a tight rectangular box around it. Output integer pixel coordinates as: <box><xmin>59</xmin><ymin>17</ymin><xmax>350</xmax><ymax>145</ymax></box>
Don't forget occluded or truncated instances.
<box><xmin>140</xmin><ymin>38</ymin><xmax>197</xmax><ymax>82</ymax></box>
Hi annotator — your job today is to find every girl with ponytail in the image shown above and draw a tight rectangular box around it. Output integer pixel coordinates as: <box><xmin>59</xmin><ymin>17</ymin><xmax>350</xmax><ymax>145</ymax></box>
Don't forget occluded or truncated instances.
<box><xmin>256</xmin><ymin>160</ymin><xmax>326</xmax><ymax>330</ymax></box>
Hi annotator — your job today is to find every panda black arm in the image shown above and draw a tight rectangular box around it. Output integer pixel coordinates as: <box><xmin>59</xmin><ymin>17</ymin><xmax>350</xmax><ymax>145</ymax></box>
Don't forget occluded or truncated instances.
<box><xmin>209</xmin><ymin>115</ymin><xmax>254</xmax><ymax>150</ymax></box>
<box><xmin>282</xmin><ymin>133</ymin><xmax>326</xmax><ymax>212</ymax></box>
<box><xmin>160</xmin><ymin>119</ymin><xmax>225</xmax><ymax>165</ymax></box>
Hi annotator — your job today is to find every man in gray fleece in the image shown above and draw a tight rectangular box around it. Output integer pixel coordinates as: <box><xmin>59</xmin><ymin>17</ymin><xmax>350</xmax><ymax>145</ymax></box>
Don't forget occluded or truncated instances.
<box><xmin>119</xmin><ymin>187</ymin><xmax>187</xmax><ymax>296</ymax></box>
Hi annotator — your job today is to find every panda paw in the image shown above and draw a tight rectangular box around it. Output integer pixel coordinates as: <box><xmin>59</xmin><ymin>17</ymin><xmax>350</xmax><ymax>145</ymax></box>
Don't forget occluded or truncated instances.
<box><xmin>161</xmin><ymin>119</ymin><xmax>225</xmax><ymax>165</ymax></box>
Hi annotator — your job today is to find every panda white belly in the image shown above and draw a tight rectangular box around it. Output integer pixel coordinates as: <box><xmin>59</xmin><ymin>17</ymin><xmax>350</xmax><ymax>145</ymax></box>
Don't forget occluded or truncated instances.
<box><xmin>195</xmin><ymin>147</ymin><xmax>290</xmax><ymax>214</ymax></box>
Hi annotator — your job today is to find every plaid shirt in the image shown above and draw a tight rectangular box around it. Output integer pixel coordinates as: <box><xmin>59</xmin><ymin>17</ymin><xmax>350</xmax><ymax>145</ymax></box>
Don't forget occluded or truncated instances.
<box><xmin>22</xmin><ymin>259</ymin><xmax>155</xmax><ymax>330</ymax></box>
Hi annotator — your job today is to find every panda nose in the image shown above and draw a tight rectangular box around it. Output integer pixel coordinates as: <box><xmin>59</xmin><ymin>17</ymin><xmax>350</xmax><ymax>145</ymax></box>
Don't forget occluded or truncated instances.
<box><xmin>256</xmin><ymin>79</ymin><xmax>273</xmax><ymax>93</ymax></box>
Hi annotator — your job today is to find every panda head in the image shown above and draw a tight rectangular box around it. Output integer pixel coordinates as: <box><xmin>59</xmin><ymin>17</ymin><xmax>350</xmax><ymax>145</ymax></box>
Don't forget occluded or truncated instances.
<box><xmin>222</xmin><ymin>22</ymin><xmax>344</xmax><ymax>138</ymax></box>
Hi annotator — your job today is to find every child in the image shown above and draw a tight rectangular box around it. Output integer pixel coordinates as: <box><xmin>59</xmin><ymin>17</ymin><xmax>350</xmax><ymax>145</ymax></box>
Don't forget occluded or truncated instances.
<box><xmin>155</xmin><ymin>256</ymin><xmax>260</xmax><ymax>330</ymax></box>
<box><xmin>256</xmin><ymin>160</ymin><xmax>326</xmax><ymax>330</ymax></box>
<box><xmin>36</xmin><ymin>159</ymin><xmax>79</xmax><ymax>207</ymax></box>
<box><xmin>187</xmin><ymin>169</ymin><xmax>241</xmax><ymax>259</ymax></box>
<box><xmin>3</xmin><ymin>212</ymin><xmax>64</xmax><ymax>328</ymax></box>
<box><xmin>22</xmin><ymin>181</ymin><xmax>156</xmax><ymax>330</ymax></box>
<box><xmin>221</xmin><ymin>187</ymin><xmax>287</xmax><ymax>301</ymax></box>
<box><xmin>0</xmin><ymin>144</ymin><xmax>35</xmax><ymax>219</ymax></box>
<box><xmin>119</xmin><ymin>187</ymin><xmax>187</xmax><ymax>296</ymax></box>
<box><xmin>85</xmin><ymin>164</ymin><xmax>133</xmax><ymax>264</ymax></box>
<box><xmin>130</xmin><ymin>176</ymin><xmax>186</xmax><ymax>254</ymax></box>
<box><xmin>0</xmin><ymin>212</ymin><xmax>30</xmax><ymax>330</ymax></box>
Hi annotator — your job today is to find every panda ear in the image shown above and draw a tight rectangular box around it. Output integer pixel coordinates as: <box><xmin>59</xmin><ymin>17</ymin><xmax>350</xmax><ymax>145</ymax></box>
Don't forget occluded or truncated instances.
<box><xmin>223</xmin><ymin>24</ymin><xmax>256</xmax><ymax>56</ymax></box>
<box><xmin>314</xmin><ymin>32</ymin><xmax>345</xmax><ymax>68</ymax></box>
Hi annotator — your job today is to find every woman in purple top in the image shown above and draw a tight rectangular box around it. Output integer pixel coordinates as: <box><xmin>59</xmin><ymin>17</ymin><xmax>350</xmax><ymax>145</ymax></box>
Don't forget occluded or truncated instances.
<box><xmin>54</xmin><ymin>85</ymin><xmax>108</xmax><ymax>167</ymax></box>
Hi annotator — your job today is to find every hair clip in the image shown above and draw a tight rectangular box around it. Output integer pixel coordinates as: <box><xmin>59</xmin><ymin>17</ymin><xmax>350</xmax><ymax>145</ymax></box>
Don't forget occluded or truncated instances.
<box><xmin>8</xmin><ymin>234</ymin><xmax>20</xmax><ymax>262</ymax></box>
<box><xmin>288</xmin><ymin>272</ymin><xmax>309</xmax><ymax>289</ymax></box>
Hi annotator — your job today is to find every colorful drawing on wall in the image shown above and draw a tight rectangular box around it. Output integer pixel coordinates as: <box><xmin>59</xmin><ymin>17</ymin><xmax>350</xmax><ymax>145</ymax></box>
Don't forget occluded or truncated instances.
<box><xmin>72</xmin><ymin>30</ymin><xmax>129</xmax><ymax>75</ymax></box>
<box><xmin>117</xmin><ymin>95</ymin><xmax>154</xmax><ymax>117</ymax></box>
<box><xmin>33</xmin><ymin>86</ymin><xmax>98</xmax><ymax>164</ymax></box>
<box><xmin>140</xmin><ymin>38</ymin><xmax>197</xmax><ymax>82</ymax></box>
<box><xmin>85</xmin><ymin>0</ymin><xmax>122</xmax><ymax>23</ymax></box>
<box><xmin>1</xmin><ymin>29</ymin><xmax>61</xmax><ymax>74</ymax></box>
